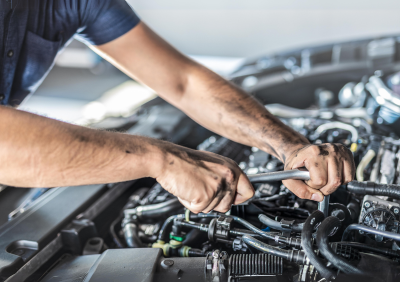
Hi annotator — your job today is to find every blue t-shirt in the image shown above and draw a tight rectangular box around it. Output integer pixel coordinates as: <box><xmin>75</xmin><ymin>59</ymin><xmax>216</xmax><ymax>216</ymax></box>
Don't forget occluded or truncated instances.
<box><xmin>0</xmin><ymin>0</ymin><xmax>140</xmax><ymax>106</ymax></box>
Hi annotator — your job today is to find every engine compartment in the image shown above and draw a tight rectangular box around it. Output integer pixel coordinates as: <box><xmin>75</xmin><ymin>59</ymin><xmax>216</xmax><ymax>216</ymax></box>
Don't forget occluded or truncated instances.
<box><xmin>112</xmin><ymin>74</ymin><xmax>400</xmax><ymax>282</ymax></box>
<box><xmin>1</xmin><ymin>36</ymin><xmax>400</xmax><ymax>282</ymax></box>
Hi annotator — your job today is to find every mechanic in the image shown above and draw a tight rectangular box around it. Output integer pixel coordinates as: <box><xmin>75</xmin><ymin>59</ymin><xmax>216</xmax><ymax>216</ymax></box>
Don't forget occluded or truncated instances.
<box><xmin>0</xmin><ymin>0</ymin><xmax>355</xmax><ymax>214</ymax></box>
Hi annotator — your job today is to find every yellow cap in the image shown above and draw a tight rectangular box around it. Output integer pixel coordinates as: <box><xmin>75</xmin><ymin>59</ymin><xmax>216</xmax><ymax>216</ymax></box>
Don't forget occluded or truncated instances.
<box><xmin>169</xmin><ymin>239</ymin><xmax>182</xmax><ymax>249</ymax></box>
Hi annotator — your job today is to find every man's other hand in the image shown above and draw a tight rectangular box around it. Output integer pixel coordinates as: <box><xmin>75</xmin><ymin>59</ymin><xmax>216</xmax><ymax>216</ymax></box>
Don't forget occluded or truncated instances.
<box><xmin>152</xmin><ymin>142</ymin><xmax>254</xmax><ymax>213</ymax></box>
<box><xmin>282</xmin><ymin>143</ymin><xmax>356</xmax><ymax>202</ymax></box>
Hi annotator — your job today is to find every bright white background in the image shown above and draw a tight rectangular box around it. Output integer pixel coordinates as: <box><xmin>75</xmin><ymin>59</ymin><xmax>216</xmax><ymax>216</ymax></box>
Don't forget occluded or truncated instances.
<box><xmin>128</xmin><ymin>0</ymin><xmax>400</xmax><ymax>57</ymax></box>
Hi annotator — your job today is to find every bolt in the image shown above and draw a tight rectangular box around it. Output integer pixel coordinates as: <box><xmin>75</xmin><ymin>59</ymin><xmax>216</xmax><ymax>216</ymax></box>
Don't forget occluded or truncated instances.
<box><xmin>364</xmin><ymin>202</ymin><xmax>371</xmax><ymax>209</ymax></box>
<box><xmin>394</xmin><ymin>208</ymin><xmax>399</xmax><ymax>215</ymax></box>
<box><xmin>161</xmin><ymin>259</ymin><xmax>174</xmax><ymax>269</ymax></box>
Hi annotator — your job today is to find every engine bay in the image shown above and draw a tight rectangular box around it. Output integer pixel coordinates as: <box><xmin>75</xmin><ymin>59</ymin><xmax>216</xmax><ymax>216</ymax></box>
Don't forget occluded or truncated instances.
<box><xmin>1</xmin><ymin>36</ymin><xmax>400</xmax><ymax>282</ymax></box>
<box><xmin>113</xmin><ymin>73</ymin><xmax>400</xmax><ymax>282</ymax></box>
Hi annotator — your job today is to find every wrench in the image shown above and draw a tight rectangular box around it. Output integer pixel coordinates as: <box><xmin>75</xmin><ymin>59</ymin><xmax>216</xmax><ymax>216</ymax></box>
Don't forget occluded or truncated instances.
<box><xmin>247</xmin><ymin>169</ymin><xmax>310</xmax><ymax>183</ymax></box>
<box><xmin>238</xmin><ymin>169</ymin><xmax>331</xmax><ymax>210</ymax></box>
<box><xmin>237</xmin><ymin>169</ymin><xmax>310</xmax><ymax>205</ymax></box>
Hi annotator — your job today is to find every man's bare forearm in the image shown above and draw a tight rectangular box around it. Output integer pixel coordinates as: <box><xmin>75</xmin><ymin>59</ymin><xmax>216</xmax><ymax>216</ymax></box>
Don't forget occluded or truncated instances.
<box><xmin>178</xmin><ymin>64</ymin><xmax>309</xmax><ymax>162</ymax></box>
<box><xmin>0</xmin><ymin>106</ymin><xmax>163</xmax><ymax>187</ymax></box>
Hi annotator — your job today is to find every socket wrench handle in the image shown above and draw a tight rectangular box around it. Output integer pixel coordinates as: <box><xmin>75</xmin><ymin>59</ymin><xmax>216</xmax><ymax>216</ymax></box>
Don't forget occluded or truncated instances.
<box><xmin>236</xmin><ymin>169</ymin><xmax>311</xmax><ymax>205</ymax></box>
<box><xmin>247</xmin><ymin>169</ymin><xmax>310</xmax><ymax>183</ymax></box>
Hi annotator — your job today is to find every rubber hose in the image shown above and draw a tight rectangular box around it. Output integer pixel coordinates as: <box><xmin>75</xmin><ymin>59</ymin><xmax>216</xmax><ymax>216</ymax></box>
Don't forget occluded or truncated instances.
<box><xmin>356</xmin><ymin>149</ymin><xmax>376</xmax><ymax>181</ymax></box>
<box><xmin>342</xmin><ymin>224</ymin><xmax>400</xmax><ymax>242</ymax></box>
<box><xmin>259</xmin><ymin>214</ymin><xmax>304</xmax><ymax>233</ymax></box>
<box><xmin>123</xmin><ymin>223</ymin><xmax>144</xmax><ymax>248</ymax></box>
<box><xmin>316</xmin><ymin>217</ymin><xmax>365</xmax><ymax>276</ymax></box>
<box><xmin>158</xmin><ymin>215</ymin><xmax>181</xmax><ymax>242</ymax></box>
<box><xmin>135</xmin><ymin>198</ymin><xmax>183</xmax><ymax>220</ymax></box>
<box><xmin>123</xmin><ymin>187</ymin><xmax>149</xmax><ymax>209</ymax></box>
<box><xmin>197</xmin><ymin>212</ymin><xmax>221</xmax><ymax>218</ymax></box>
<box><xmin>347</xmin><ymin>181</ymin><xmax>400</xmax><ymax>200</ymax></box>
<box><xmin>228</xmin><ymin>215</ymin><xmax>276</xmax><ymax>241</ymax></box>
<box><xmin>119</xmin><ymin>188</ymin><xmax>149</xmax><ymax>248</ymax></box>
<box><xmin>347</xmin><ymin>199</ymin><xmax>361</xmax><ymax>223</ymax></box>
<box><xmin>183</xmin><ymin>228</ymin><xmax>205</xmax><ymax>246</ymax></box>
<box><xmin>242</xmin><ymin>235</ymin><xmax>307</xmax><ymax>264</ymax></box>
<box><xmin>315</xmin><ymin>121</ymin><xmax>359</xmax><ymax>143</ymax></box>
<box><xmin>301</xmin><ymin>210</ymin><xmax>336</xmax><ymax>280</ymax></box>
<box><xmin>188</xmin><ymin>248</ymin><xmax>205</xmax><ymax>257</ymax></box>
<box><xmin>337</xmin><ymin>242</ymin><xmax>400</xmax><ymax>258</ymax></box>
<box><xmin>157</xmin><ymin>213</ymin><xmax>210</xmax><ymax>242</ymax></box>
<box><xmin>183</xmin><ymin>218</ymin><xmax>210</xmax><ymax>246</ymax></box>
<box><xmin>346</xmin><ymin>181</ymin><xmax>400</xmax><ymax>200</ymax></box>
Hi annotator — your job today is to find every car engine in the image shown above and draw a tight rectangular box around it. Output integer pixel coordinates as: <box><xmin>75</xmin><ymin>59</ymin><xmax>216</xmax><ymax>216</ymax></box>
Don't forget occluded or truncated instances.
<box><xmin>1</xmin><ymin>36</ymin><xmax>400</xmax><ymax>282</ymax></box>
<box><xmin>115</xmin><ymin>73</ymin><xmax>400</xmax><ymax>282</ymax></box>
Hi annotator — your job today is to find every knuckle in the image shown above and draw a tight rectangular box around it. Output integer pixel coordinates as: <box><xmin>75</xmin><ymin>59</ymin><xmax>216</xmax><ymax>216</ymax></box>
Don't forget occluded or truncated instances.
<box><xmin>192</xmin><ymin>198</ymin><xmax>201</xmax><ymax>205</ymax></box>
<box><xmin>194</xmin><ymin>194</ymin><xmax>211</xmax><ymax>206</ymax></box>
<box><xmin>330</xmin><ymin>177</ymin><xmax>342</xmax><ymax>188</ymax></box>
<box><xmin>313</xmin><ymin>177</ymin><xmax>327</xmax><ymax>187</ymax></box>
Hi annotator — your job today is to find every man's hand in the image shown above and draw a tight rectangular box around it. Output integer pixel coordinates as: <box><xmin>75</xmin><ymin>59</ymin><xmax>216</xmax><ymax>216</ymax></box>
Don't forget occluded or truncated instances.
<box><xmin>282</xmin><ymin>143</ymin><xmax>356</xmax><ymax>202</ymax></box>
<box><xmin>152</xmin><ymin>141</ymin><xmax>254</xmax><ymax>213</ymax></box>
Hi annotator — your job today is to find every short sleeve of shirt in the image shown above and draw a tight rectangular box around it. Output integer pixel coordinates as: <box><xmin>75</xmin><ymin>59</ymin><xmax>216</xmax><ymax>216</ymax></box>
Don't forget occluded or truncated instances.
<box><xmin>75</xmin><ymin>0</ymin><xmax>140</xmax><ymax>46</ymax></box>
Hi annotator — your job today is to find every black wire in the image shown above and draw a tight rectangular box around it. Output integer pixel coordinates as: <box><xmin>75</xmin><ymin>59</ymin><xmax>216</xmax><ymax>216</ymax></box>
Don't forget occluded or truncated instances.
<box><xmin>110</xmin><ymin>214</ymin><xmax>125</xmax><ymax>248</ymax></box>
